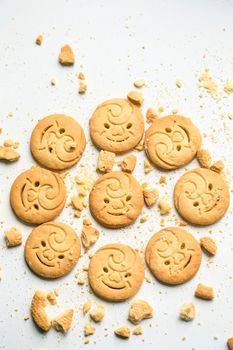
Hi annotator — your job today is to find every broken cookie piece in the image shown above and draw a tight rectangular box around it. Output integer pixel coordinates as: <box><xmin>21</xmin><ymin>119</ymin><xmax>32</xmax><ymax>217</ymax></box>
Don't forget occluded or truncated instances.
<box><xmin>83</xmin><ymin>299</ymin><xmax>92</xmax><ymax>314</ymax></box>
<box><xmin>47</xmin><ymin>291</ymin><xmax>57</xmax><ymax>305</ymax></box>
<box><xmin>97</xmin><ymin>150</ymin><xmax>115</xmax><ymax>173</ymax></box>
<box><xmin>200</xmin><ymin>236</ymin><xmax>217</xmax><ymax>256</ymax></box>
<box><xmin>197</xmin><ymin>149</ymin><xmax>212</xmax><ymax>168</ymax></box>
<box><xmin>4</xmin><ymin>227</ymin><xmax>22</xmax><ymax>247</ymax></box>
<box><xmin>227</xmin><ymin>337</ymin><xmax>233</xmax><ymax>350</ymax></box>
<box><xmin>84</xmin><ymin>322</ymin><xmax>96</xmax><ymax>336</ymax></box>
<box><xmin>90</xmin><ymin>304</ymin><xmax>105</xmax><ymax>322</ymax></box>
<box><xmin>179</xmin><ymin>303</ymin><xmax>196</xmax><ymax>321</ymax></box>
<box><xmin>144</xmin><ymin>159</ymin><xmax>153</xmax><ymax>173</ymax></box>
<box><xmin>195</xmin><ymin>283</ymin><xmax>214</xmax><ymax>300</ymax></box>
<box><xmin>143</xmin><ymin>188</ymin><xmax>159</xmax><ymax>208</ymax></box>
<box><xmin>79</xmin><ymin>82</ymin><xmax>87</xmax><ymax>94</ymax></box>
<box><xmin>210</xmin><ymin>160</ymin><xmax>224</xmax><ymax>173</ymax></box>
<box><xmin>120</xmin><ymin>155</ymin><xmax>136</xmax><ymax>173</ymax></box>
<box><xmin>59</xmin><ymin>44</ymin><xmax>75</xmax><ymax>66</ymax></box>
<box><xmin>128</xmin><ymin>299</ymin><xmax>153</xmax><ymax>324</ymax></box>
<box><xmin>36</xmin><ymin>34</ymin><xmax>43</xmax><ymax>45</ymax></box>
<box><xmin>158</xmin><ymin>199</ymin><xmax>171</xmax><ymax>215</ymax></box>
<box><xmin>0</xmin><ymin>146</ymin><xmax>20</xmax><ymax>162</ymax></box>
<box><xmin>31</xmin><ymin>291</ymin><xmax>51</xmax><ymax>332</ymax></box>
<box><xmin>81</xmin><ymin>220</ymin><xmax>99</xmax><ymax>251</ymax></box>
<box><xmin>52</xmin><ymin>309</ymin><xmax>74</xmax><ymax>333</ymax></box>
<box><xmin>127</xmin><ymin>91</ymin><xmax>143</xmax><ymax>106</ymax></box>
<box><xmin>114</xmin><ymin>326</ymin><xmax>130</xmax><ymax>339</ymax></box>
<box><xmin>133</xmin><ymin>326</ymin><xmax>143</xmax><ymax>335</ymax></box>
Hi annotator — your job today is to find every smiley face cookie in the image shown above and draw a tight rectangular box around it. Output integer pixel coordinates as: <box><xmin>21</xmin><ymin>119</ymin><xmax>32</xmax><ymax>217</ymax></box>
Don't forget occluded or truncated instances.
<box><xmin>88</xmin><ymin>243</ymin><xmax>144</xmax><ymax>301</ymax></box>
<box><xmin>89</xmin><ymin>171</ymin><xmax>144</xmax><ymax>228</ymax></box>
<box><xmin>30</xmin><ymin>114</ymin><xmax>86</xmax><ymax>171</ymax></box>
<box><xmin>89</xmin><ymin>99</ymin><xmax>144</xmax><ymax>153</ymax></box>
<box><xmin>174</xmin><ymin>168</ymin><xmax>230</xmax><ymax>225</ymax></box>
<box><xmin>10</xmin><ymin>167</ymin><xmax>66</xmax><ymax>224</ymax></box>
<box><xmin>25</xmin><ymin>222</ymin><xmax>81</xmax><ymax>279</ymax></box>
<box><xmin>145</xmin><ymin>115</ymin><xmax>202</xmax><ymax>170</ymax></box>
<box><xmin>146</xmin><ymin>227</ymin><xmax>202</xmax><ymax>285</ymax></box>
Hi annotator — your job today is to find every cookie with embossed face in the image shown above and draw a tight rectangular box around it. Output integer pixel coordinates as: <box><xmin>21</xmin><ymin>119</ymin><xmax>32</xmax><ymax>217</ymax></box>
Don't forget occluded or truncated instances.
<box><xmin>146</xmin><ymin>227</ymin><xmax>202</xmax><ymax>285</ymax></box>
<box><xmin>88</xmin><ymin>243</ymin><xmax>144</xmax><ymax>301</ymax></box>
<box><xmin>10</xmin><ymin>167</ymin><xmax>66</xmax><ymax>224</ymax></box>
<box><xmin>30</xmin><ymin>114</ymin><xmax>86</xmax><ymax>170</ymax></box>
<box><xmin>174</xmin><ymin>168</ymin><xmax>230</xmax><ymax>225</ymax></box>
<box><xmin>89</xmin><ymin>171</ymin><xmax>144</xmax><ymax>228</ymax></box>
<box><xmin>25</xmin><ymin>221</ymin><xmax>81</xmax><ymax>279</ymax></box>
<box><xmin>89</xmin><ymin>99</ymin><xmax>144</xmax><ymax>153</ymax></box>
<box><xmin>145</xmin><ymin>115</ymin><xmax>202</xmax><ymax>170</ymax></box>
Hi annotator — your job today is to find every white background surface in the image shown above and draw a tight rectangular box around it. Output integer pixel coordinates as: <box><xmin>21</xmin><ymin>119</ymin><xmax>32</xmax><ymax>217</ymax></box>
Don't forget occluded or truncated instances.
<box><xmin>0</xmin><ymin>0</ymin><xmax>233</xmax><ymax>349</ymax></box>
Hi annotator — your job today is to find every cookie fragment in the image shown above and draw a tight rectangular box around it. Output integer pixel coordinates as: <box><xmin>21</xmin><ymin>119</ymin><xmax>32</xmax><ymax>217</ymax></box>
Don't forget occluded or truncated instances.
<box><xmin>31</xmin><ymin>291</ymin><xmax>51</xmax><ymax>332</ymax></box>
<box><xmin>195</xmin><ymin>283</ymin><xmax>214</xmax><ymax>300</ymax></box>
<box><xmin>84</xmin><ymin>322</ymin><xmax>96</xmax><ymax>336</ymax></box>
<box><xmin>52</xmin><ymin>309</ymin><xmax>74</xmax><ymax>333</ymax></box>
<box><xmin>79</xmin><ymin>82</ymin><xmax>87</xmax><ymax>94</ymax></box>
<box><xmin>90</xmin><ymin>304</ymin><xmax>105</xmax><ymax>322</ymax></box>
<box><xmin>97</xmin><ymin>150</ymin><xmax>115</xmax><ymax>173</ymax></box>
<box><xmin>224</xmin><ymin>81</ymin><xmax>233</xmax><ymax>94</ymax></box>
<box><xmin>81</xmin><ymin>220</ymin><xmax>99</xmax><ymax>251</ymax></box>
<box><xmin>179</xmin><ymin>303</ymin><xmax>196</xmax><ymax>321</ymax></box>
<box><xmin>134</xmin><ymin>79</ymin><xmax>145</xmax><ymax>88</ymax></box>
<box><xmin>143</xmin><ymin>188</ymin><xmax>159</xmax><ymax>208</ymax></box>
<box><xmin>128</xmin><ymin>299</ymin><xmax>153</xmax><ymax>324</ymax></box>
<box><xmin>59</xmin><ymin>44</ymin><xmax>75</xmax><ymax>66</ymax></box>
<box><xmin>47</xmin><ymin>291</ymin><xmax>57</xmax><ymax>305</ymax></box>
<box><xmin>133</xmin><ymin>326</ymin><xmax>143</xmax><ymax>335</ymax></box>
<box><xmin>36</xmin><ymin>34</ymin><xmax>43</xmax><ymax>45</ymax></box>
<box><xmin>227</xmin><ymin>337</ymin><xmax>233</xmax><ymax>350</ymax></box>
<box><xmin>158</xmin><ymin>199</ymin><xmax>171</xmax><ymax>215</ymax></box>
<box><xmin>0</xmin><ymin>146</ymin><xmax>20</xmax><ymax>161</ymax></box>
<box><xmin>127</xmin><ymin>91</ymin><xmax>144</xmax><ymax>106</ymax></box>
<box><xmin>210</xmin><ymin>160</ymin><xmax>224</xmax><ymax>173</ymax></box>
<box><xmin>120</xmin><ymin>155</ymin><xmax>136</xmax><ymax>173</ymax></box>
<box><xmin>197</xmin><ymin>149</ymin><xmax>212</xmax><ymax>168</ymax></box>
<box><xmin>114</xmin><ymin>326</ymin><xmax>130</xmax><ymax>338</ymax></box>
<box><xmin>83</xmin><ymin>299</ymin><xmax>92</xmax><ymax>314</ymax></box>
<box><xmin>144</xmin><ymin>159</ymin><xmax>153</xmax><ymax>173</ymax></box>
<box><xmin>4</xmin><ymin>227</ymin><xmax>22</xmax><ymax>247</ymax></box>
<box><xmin>200</xmin><ymin>237</ymin><xmax>217</xmax><ymax>255</ymax></box>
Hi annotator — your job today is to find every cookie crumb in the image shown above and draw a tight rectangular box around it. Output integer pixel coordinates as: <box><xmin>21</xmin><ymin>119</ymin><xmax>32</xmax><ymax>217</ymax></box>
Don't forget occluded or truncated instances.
<box><xmin>158</xmin><ymin>199</ymin><xmax>171</xmax><ymax>215</ymax></box>
<box><xmin>59</xmin><ymin>44</ymin><xmax>75</xmax><ymax>66</ymax></box>
<box><xmin>146</xmin><ymin>107</ymin><xmax>157</xmax><ymax>123</ymax></box>
<box><xmin>176</xmin><ymin>80</ymin><xmax>182</xmax><ymax>88</ymax></box>
<box><xmin>144</xmin><ymin>159</ymin><xmax>153</xmax><ymax>174</ymax></box>
<box><xmin>97</xmin><ymin>150</ymin><xmax>115</xmax><ymax>173</ymax></box>
<box><xmin>120</xmin><ymin>155</ymin><xmax>136</xmax><ymax>173</ymax></box>
<box><xmin>128</xmin><ymin>299</ymin><xmax>153</xmax><ymax>324</ymax></box>
<box><xmin>52</xmin><ymin>309</ymin><xmax>74</xmax><ymax>333</ymax></box>
<box><xmin>197</xmin><ymin>149</ymin><xmax>212</xmax><ymax>168</ymax></box>
<box><xmin>135</xmin><ymin>138</ymin><xmax>144</xmax><ymax>151</ymax></box>
<box><xmin>195</xmin><ymin>283</ymin><xmax>214</xmax><ymax>300</ymax></box>
<box><xmin>90</xmin><ymin>304</ymin><xmax>105</xmax><ymax>322</ymax></box>
<box><xmin>127</xmin><ymin>91</ymin><xmax>144</xmax><ymax>106</ymax></box>
<box><xmin>133</xmin><ymin>326</ymin><xmax>142</xmax><ymax>335</ymax></box>
<box><xmin>134</xmin><ymin>79</ymin><xmax>145</xmax><ymax>88</ymax></box>
<box><xmin>200</xmin><ymin>237</ymin><xmax>217</xmax><ymax>255</ymax></box>
<box><xmin>24</xmin><ymin>314</ymin><xmax>30</xmax><ymax>321</ymax></box>
<box><xmin>227</xmin><ymin>337</ymin><xmax>233</xmax><ymax>350</ymax></box>
<box><xmin>79</xmin><ymin>82</ymin><xmax>87</xmax><ymax>94</ymax></box>
<box><xmin>78</xmin><ymin>72</ymin><xmax>85</xmax><ymax>80</ymax></box>
<box><xmin>47</xmin><ymin>291</ymin><xmax>57</xmax><ymax>305</ymax></box>
<box><xmin>210</xmin><ymin>160</ymin><xmax>224</xmax><ymax>173</ymax></box>
<box><xmin>159</xmin><ymin>175</ymin><xmax>166</xmax><ymax>184</ymax></box>
<box><xmin>224</xmin><ymin>81</ymin><xmax>233</xmax><ymax>94</ymax></box>
<box><xmin>4</xmin><ymin>227</ymin><xmax>22</xmax><ymax>247</ymax></box>
<box><xmin>36</xmin><ymin>34</ymin><xmax>43</xmax><ymax>45</ymax></box>
<box><xmin>84</xmin><ymin>322</ymin><xmax>96</xmax><ymax>336</ymax></box>
<box><xmin>81</xmin><ymin>220</ymin><xmax>100</xmax><ymax>251</ymax></box>
<box><xmin>114</xmin><ymin>326</ymin><xmax>130</xmax><ymax>339</ymax></box>
<box><xmin>50</xmin><ymin>79</ymin><xmax>56</xmax><ymax>86</ymax></box>
<box><xmin>179</xmin><ymin>303</ymin><xmax>196</xmax><ymax>321</ymax></box>
<box><xmin>143</xmin><ymin>188</ymin><xmax>159</xmax><ymax>208</ymax></box>
<box><xmin>0</xmin><ymin>146</ymin><xmax>20</xmax><ymax>162</ymax></box>
<box><xmin>83</xmin><ymin>299</ymin><xmax>92</xmax><ymax>314</ymax></box>
<box><xmin>198</xmin><ymin>69</ymin><xmax>217</xmax><ymax>96</ymax></box>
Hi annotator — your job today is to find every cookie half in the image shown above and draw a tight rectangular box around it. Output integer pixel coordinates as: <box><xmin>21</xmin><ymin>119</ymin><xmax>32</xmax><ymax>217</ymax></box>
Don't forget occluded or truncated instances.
<box><xmin>89</xmin><ymin>98</ymin><xmax>144</xmax><ymax>153</ymax></box>
<box><xmin>10</xmin><ymin>167</ymin><xmax>66</xmax><ymax>224</ymax></box>
<box><xmin>146</xmin><ymin>227</ymin><xmax>202</xmax><ymax>285</ymax></box>
<box><xmin>174</xmin><ymin>168</ymin><xmax>230</xmax><ymax>225</ymax></box>
<box><xmin>89</xmin><ymin>171</ymin><xmax>144</xmax><ymax>228</ymax></box>
<box><xmin>30</xmin><ymin>114</ymin><xmax>86</xmax><ymax>170</ymax></box>
<box><xmin>145</xmin><ymin>115</ymin><xmax>202</xmax><ymax>170</ymax></box>
<box><xmin>88</xmin><ymin>243</ymin><xmax>144</xmax><ymax>301</ymax></box>
<box><xmin>25</xmin><ymin>221</ymin><xmax>80</xmax><ymax>279</ymax></box>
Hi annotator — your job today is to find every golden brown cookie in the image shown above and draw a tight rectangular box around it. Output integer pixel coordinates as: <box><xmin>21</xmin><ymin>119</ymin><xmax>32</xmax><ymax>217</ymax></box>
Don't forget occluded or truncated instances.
<box><xmin>174</xmin><ymin>168</ymin><xmax>230</xmax><ymax>225</ymax></box>
<box><xmin>10</xmin><ymin>167</ymin><xmax>66</xmax><ymax>224</ymax></box>
<box><xmin>88</xmin><ymin>243</ymin><xmax>144</xmax><ymax>301</ymax></box>
<box><xmin>30</xmin><ymin>114</ymin><xmax>86</xmax><ymax>171</ymax></box>
<box><xmin>145</xmin><ymin>115</ymin><xmax>202</xmax><ymax>169</ymax></box>
<box><xmin>89</xmin><ymin>171</ymin><xmax>144</xmax><ymax>228</ymax></box>
<box><xmin>89</xmin><ymin>99</ymin><xmax>144</xmax><ymax>153</ymax></box>
<box><xmin>25</xmin><ymin>222</ymin><xmax>81</xmax><ymax>279</ymax></box>
<box><xmin>145</xmin><ymin>227</ymin><xmax>202</xmax><ymax>285</ymax></box>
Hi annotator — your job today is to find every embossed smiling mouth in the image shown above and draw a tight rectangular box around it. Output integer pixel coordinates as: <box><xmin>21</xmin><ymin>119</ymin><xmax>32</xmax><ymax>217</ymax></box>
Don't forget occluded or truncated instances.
<box><xmin>36</xmin><ymin>253</ymin><xmax>56</xmax><ymax>267</ymax></box>
<box><xmin>102</xmin><ymin>281</ymin><xmax>125</xmax><ymax>290</ymax></box>
<box><xmin>106</xmin><ymin>136</ymin><xmax>129</xmax><ymax>143</ymax></box>
<box><xmin>107</xmin><ymin>212</ymin><xmax>125</xmax><ymax>216</ymax></box>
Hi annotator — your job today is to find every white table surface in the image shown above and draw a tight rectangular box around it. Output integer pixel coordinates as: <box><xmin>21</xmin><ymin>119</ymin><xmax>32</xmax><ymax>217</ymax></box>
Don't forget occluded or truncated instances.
<box><xmin>0</xmin><ymin>0</ymin><xmax>233</xmax><ymax>349</ymax></box>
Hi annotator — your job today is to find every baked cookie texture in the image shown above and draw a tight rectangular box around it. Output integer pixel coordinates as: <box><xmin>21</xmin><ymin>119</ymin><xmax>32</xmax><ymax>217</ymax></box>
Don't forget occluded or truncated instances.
<box><xmin>88</xmin><ymin>243</ymin><xmax>145</xmax><ymax>301</ymax></box>
<box><xmin>174</xmin><ymin>168</ymin><xmax>230</xmax><ymax>225</ymax></box>
<box><xmin>89</xmin><ymin>171</ymin><xmax>144</xmax><ymax>228</ymax></box>
<box><xmin>89</xmin><ymin>99</ymin><xmax>144</xmax><ymax>153</ymax></box>
<box><xmin>145</xmin><ymin>227</ymin><xmax>202</xmax><ymax>285</ymax></box>
<box><xmin>25</xmin><ymin>222</ymin><xmax>80</xmax><ymax>279</ymax></box>
<box><xmin>145</xmin><ymin>115</ymin><xmax>202</xmax><ymax>170</ymax></box>
<box><xmin>30</xmin><ymin>114</ymin><xmax>86</xmax><ymax>171</ymax></box>
<box><xmin>10</xmin><ymin>167</ymin><xmax>66</xmax><ymax>225</ymax></box>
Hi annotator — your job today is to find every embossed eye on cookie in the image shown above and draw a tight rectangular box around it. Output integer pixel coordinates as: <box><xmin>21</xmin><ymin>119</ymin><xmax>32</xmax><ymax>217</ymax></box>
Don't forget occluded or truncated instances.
<box><xmin>88</xmin><ymin>243</ymin><xmax>145</xmax><ymax>301</ymax></box>
<box><xmin>25</xmin><ymin>221</ymin><xmax>80</xmax><ymax>279</ymax></box>
<box><xmin>89</xmin><ymin>171</ymin><xmax>144</xmax><ymax>228</ymax></box>
<box><xmin>144</xmin><ymin>115</ymin><xmax>202</xmax><ymax>170</ymax></box>
<box><xmin>145</xmin><ymin>227</ymin><xmax>202</xmax><ymax>285</ymax></box>
<box><xmin>174</xmin><ymin>168</ymin><xmax>230</xmax><ymax>225</ymax></box>
<box><xmin>30</xmin><ymin>114</ymin><xmax>86</xmax><ymax>171</ymax></box>
<box><xmin>89</xmin><ymin>99</ymin><xmax>145</xmax><ymax>153</ymax></box>
<box><xmin>10</xmin><ymin>167</ymin><xmax>66</xmax><ymax>225</ymax></box>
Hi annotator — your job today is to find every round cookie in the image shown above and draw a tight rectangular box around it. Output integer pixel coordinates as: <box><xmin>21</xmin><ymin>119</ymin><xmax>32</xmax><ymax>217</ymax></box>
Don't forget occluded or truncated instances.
<box><xmin>25</xmin><ymin>221</ymin><xmax>81</xmax><ymax>279</ymax></box>
<box><xmin>89</xmin><ymin>98</ymin><xmax>144</xmax><ymax>153</ymax></box>
<box><xmin>145</xmin><ymin>227</ymin><xmax>202</xmax><ymax>285</ymax></box>
<box><xmin>10</xmin><ymin>167</ymin><xmax>66</xmax><ymax>225</ymax></box>
<box><xmin>145</xmin><ymin>115</ymin><xmax>202</xmax><ymax>170</ymax></box>
<box><xmin>174</xmin><ymin>168</ymin><xmax>230</xmax><ymax>225</ymax></box>
<box><xmin>88</xmin><ymin>243</ymin><xmax>145</xmax><ymax>301</ymax></box>
<box><xmin>30</xmin><ymin>114</ymin><xmax>86</xmax><ymax>171</ymax></box>
<box><xmin>89</xmin><ymin>171</ymin><xmax>144</xmax><ymax>228</ymax></box>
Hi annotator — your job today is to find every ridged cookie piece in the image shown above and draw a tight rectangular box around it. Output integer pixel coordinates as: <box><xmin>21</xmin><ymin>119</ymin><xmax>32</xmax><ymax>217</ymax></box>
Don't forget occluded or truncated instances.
<box><xmin>31</xmin><ymin>291</ymin><xmax>51</xmax><ymax>332</ymax></box>
<box><xmin>52</xmin><ymin>309</ymin><xmax>74</xmax><ymax>333</ymax></box>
